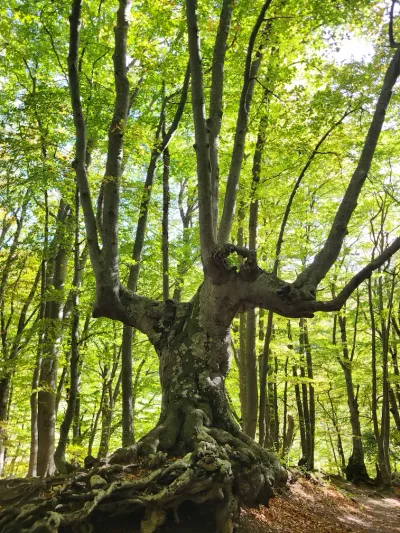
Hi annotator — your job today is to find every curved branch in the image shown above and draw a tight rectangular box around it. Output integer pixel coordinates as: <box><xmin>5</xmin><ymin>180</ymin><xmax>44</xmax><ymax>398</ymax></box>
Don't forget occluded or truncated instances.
<box><xmin>273</xmin><ymin>107</ymin><xmax>357</xmax><ymax>275</ymax></box>
<box><xmin>239</xmin><ymin>269</ymin><xmax>316</xmax><ymax>319</ymax></box>
<box><xmin>294</xmin><ymin>47</ymin><xmax>400</xmax><ymax>290</ymax></box>
<box><xmin>93</xmin><ymin>286</ymin><xmax>191</xmax><ymax>346</ymax></box>
<box><xmin>314</xmin><ymin>236</ymin><xmax>400</xmax><ymax>312</ymax></box>
<box><xmin>162</xmin><ymin>62</ymin><xmax>190</xmax><ymax>150</ymax></box>
<box><xmin>233</xmin><ymin>232</ymin><xmax>399</xmax><ymax>320</ymax></box>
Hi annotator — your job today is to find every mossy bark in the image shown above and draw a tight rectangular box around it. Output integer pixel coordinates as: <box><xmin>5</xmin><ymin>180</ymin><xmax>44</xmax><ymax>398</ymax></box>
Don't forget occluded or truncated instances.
<box><xmin>0</xmin><ymin>282</ymin><xmax>285</xmax><ymax>533</ymax></box>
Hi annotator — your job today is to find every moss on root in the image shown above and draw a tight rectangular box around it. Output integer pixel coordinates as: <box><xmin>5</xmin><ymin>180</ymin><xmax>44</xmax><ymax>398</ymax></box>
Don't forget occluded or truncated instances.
<box><xmin>0</xmin><ymin>423</ymin><xmax>285</xmax><ymax>533</ymax></box>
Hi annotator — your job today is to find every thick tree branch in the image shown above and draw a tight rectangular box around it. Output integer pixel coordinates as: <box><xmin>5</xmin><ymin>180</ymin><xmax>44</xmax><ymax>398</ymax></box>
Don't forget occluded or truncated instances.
<box><xmin>185</xmin><ymin>0</ymin><xmax>217</xmax><ymax>260</ymax></box>
<box><xmin>96</xmin><ymin>67</ymin><xmax>189</xmax><ymax>337</ymax></box>
<box><xmin>239</xmin><ymin>269</ymin><xmax>316</xmax><ymax>319</ymax></box>
<box><xmin>162</xmin><ymin>127</ymin><xmax>170</xmax><ymax>301</ymax></box>
<box><xmin>294</xmin><ymin>47</ymin><xmax>400</xmax><ymax>290</ymax></box>
<box><xmin>314</xmin><ymin>236</ymin><xmax>400</xmax><ymax>312</ymax></box>
<box><xmin>209</xmin><ymin>0</ymin><xmax>234</xmax><ymax>237</ymax></box>
<box><xmin>93</xmin><ymin>285</ymin><xmax>191</xmax><ymax>345</ymax></box>
<box><xmin>101</xmin><ymin>0</ymin><xmax>133</xmax><ymax>289</ymax></box>
<box><xmin>230</xmin><ymin>231</ymin><xmax>399</xmax><ymax>320</ymax></box>
<box><xmin>68</xmin><ymin>0</ymin><xmax>101</xmax><ymax>279</ymax></box>
<box><xmin>218</xmin><ymin>0</ymin><xmax>272</xmax><ymax>244</ymax></box>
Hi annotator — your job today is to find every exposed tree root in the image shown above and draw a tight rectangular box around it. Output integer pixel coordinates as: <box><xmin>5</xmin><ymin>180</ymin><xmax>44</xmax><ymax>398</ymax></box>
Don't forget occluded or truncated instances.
<box><xmin>0</xmin><ymin>424</ymin><xmax>285</xmax><ymax>533</ymax></box>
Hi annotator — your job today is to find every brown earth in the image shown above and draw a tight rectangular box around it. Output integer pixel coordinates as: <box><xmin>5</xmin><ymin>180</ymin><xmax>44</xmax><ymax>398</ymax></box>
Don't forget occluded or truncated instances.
<box><xmin>2</xmin><ymin>472</ymin><xmax>400</xmax><ymax>532</ymax></box>
<box><xmin>238</xmin><ymin>475</ymin><xmax>400</xmax><ymax>533</ymax></box>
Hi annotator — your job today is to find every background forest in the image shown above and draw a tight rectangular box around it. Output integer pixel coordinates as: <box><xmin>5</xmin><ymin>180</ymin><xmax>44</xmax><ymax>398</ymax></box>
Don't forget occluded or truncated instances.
<box><xmin>0</xmin><ymin>0</ymin><xmax>399</xmax><ymax>490</ymax></box>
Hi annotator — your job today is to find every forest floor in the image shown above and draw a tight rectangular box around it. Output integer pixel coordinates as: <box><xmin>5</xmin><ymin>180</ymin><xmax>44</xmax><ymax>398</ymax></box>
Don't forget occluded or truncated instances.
<box><xmin>238</xmin><ymin>474</ymin><xmax>400</xmax><ymax>533</ymax></box>
<box><xmin>2</xmin><ymin>471</ymin><xmax>400</xmax><ymax>532</ymax></box>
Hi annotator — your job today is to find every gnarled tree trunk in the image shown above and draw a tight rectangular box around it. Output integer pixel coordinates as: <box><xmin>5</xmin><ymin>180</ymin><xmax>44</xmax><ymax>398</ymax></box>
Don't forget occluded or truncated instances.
<box><xmin>126</xmin><ymin>281</ymin><xmax>286</xmax><ymax>507</ymax></box>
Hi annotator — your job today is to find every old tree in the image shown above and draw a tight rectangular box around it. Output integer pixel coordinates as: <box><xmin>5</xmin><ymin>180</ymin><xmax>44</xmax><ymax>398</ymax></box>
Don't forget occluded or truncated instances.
<box><xmin>1</xmin><ymin>0</ymin><xmax>400</xmax><ymax>531</ymax></box>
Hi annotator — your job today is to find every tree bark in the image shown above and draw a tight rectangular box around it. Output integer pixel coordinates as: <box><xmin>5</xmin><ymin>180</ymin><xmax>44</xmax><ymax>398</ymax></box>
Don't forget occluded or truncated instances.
<box><xmin>54</xmin><ymin>190</ymin><xmax>87</xmax><ymax>474</ymax></box>
<box><xmin>121</xmin><ymin>70</ymin><xmax>190</xmax><ymax>448</ymax></box>
<box><xmin>37</xmin><ymin>201</ymin><xmax>70</xmax><ymax>477</ymax></box>
<box><xmin>98</xmin><ymin>361</ymin><xmax>121</xmax><ymax>460</ymax></box>
<box><xmin>115</xmin><ymin>282</ymin><xmax>285</xmax><ymax>515</ymax></box>
<box><xmin>0</xmin><ymin>197</ymin><xmax>30</xmax><ymax>475</ymax></box>
<box><xmin>368</xmin><ymin>276</ymin><xmax>392</xmax><ymax>486</ymax></box>
<box><xmin>336</xmin><ymin>309</ymin><xmax>369</xmax><ymax>482</ymax></box>
<box><xmin>299</xmin><ymin>318</ymin><xmax>315</xmax><ymax>470</ymax></box>
<box><xmin>244</xmin><ymin>309</ymin><xmax>257</xmax><ymax>438</ymax></box>
<box><xmin>162</xmin><ymin>139</ymin><xmax>170</xmax><ymax>302</ymax></box>
<box><xmin>326</xmin><ymin>389</ymin><xmax>346</xmax><ymax>473</ymax></box>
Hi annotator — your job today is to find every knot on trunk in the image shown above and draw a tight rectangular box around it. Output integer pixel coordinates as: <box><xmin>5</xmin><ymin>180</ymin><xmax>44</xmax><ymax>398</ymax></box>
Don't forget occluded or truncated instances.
<box><xmin>208</xmin><ymin>243</ymin><xmax>260</xmax><ymax>284</ymax></box>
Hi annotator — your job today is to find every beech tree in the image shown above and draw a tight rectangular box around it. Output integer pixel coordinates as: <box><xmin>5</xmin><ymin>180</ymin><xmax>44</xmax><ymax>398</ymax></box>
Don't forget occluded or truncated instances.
<box><xmin>1</xmin><ymin>0</ymin><xmax>400</xmax><ymax>531</ymax></box>
<box><xmin>70</xmin><ymin>0</ymin><xmax>400</xmax><ymax>523</ymax></box>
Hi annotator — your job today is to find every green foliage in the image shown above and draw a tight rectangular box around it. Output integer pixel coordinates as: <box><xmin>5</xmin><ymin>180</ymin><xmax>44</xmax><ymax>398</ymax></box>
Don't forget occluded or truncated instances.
<box><xmin>0</xmin><ymin>0</ymin><xmax>399</xmax><ymax>480</ymax></box>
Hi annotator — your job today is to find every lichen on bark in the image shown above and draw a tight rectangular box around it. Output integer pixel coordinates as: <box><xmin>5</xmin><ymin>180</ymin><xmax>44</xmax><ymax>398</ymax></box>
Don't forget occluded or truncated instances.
<box><xmin>0</xmin><ymin>278</ymin><xmax>287</xmax><ymax>533</ymax></box>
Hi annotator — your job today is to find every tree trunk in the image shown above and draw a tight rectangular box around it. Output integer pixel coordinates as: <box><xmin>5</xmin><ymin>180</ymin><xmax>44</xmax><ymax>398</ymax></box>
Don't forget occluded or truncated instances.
<box><xmin>87</xmin><ymin>392</ymin><xmax>104</xmax><ymax>459</ymax></box>
<box><xmin>121</xmin><ymin>327</ymin><xmax>134</xmax><ymax>447</ymax></box>
<box><xmin>28</xmin><ymin>194</ymin><xmax>49</xmax><ymax>478</ymax></box>
<box><xmin>244</xmin><ymin>309</ymin><xmax>257</xmax><ymax>438</ymax></box>
<box><xmin>28</xmin><ymin>342</ymin><xmax>41</xmax><ymax>477</ymax></box>
<box><xmin>72</xmin><ymin>313</ymin><xmax>90</xmax><ymax>446</ymax></box>
<box><xmin>0</xmin><ymin>379</ymin><xmax>10</xmax><ymax>476</ymax></box>
<box><xmin>299</xmin><ymin>318</ymin><xmax>315</xmax><ymax>470</ymax></box>
<box><xmin>98</xmin><ymin>383</ymin><xmax>113</xmax><ymax>460</ymax></box>
<box><xmin>369</xmin><ymin>277</ymin><xmax>391</xmax><ymax>486</ymax></box>
<box><xmin>236</xmin><ymin>207</ymin><xmax>247</xmax><ymax>428</ymax></box>
<box><xmin>37</xmin><ymin>318</ymin><xmax>61</xmax><ymax>477</ymax></box>
<box><xmin>37</xmin><ymin>202</ymin><xmax>70</xmax><ymax>477</ymax></box>
<box><xmin>238</xmin><ymin>313</ymin><xmax>247</xmax><ymax>428</ymax></box>
<box><xmin>54</xmin><ymin>193</ymin><xmax>84</xmax><ymax>473</ymax></box>
<box><xmin>268</xmin><ymin>355</ymin><xmax>279</xmax><ymax>451</ymax></box>
<box><xmin>54</xmin><ymin>312</ymin><xmax>79</xmax><ymax>473</ymax></box>
<box><xmin>281</xmin><ymin>414</ymin><xmax>294</xmax><ymax>459</ymax></box>
<box><xmin>293</xmin><ymin>362</ymin><xmax>307</xmax><ymax>463</ymax></box>
<box><xmin>336</xmin><ymin>314</ymin><xmax>369</xmax><ymax>481</ymax></box>
<box><xmin>98</xmin><ymin>359</ymin><xmax>121</xmax><ymax>460</ymax></box>
<box><xmin>377</xmin><ymin>272</ymin><xmax>393</xmax><ymax>486</ymax></box>
<box><xmin>110</xmin><ymin>283</ymin><xmax>285</xmax><ymax>526</ymax></box>
<box><xmin>162</xmin><ymin>139</ymin><xmax>170</xmax><ymax>302</ymax></box>
<box><xmin>259</xmin><ymin>311</ymin><xmax>273</xmax><ymax>447</ymax></box>
<box><xmin>326</xmin><ymin>389</ymin><xmax>346</xmax><ymax>473</ymax></box>
<box><xmin>389</xmin><ymin>387</ymin><xmax>400</xmax><ymax>430</ymax></box>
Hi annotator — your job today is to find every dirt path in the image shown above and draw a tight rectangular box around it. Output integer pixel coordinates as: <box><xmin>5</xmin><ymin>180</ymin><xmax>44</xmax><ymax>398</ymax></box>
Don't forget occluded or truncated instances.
<box><xmin>333</xmin><ymin>481</ymin><xmax>400</xmax><ymax>533</ymax></box>
<box><xmin>238</xmin><ymin>477</ymin><xmax>400</xmax><ymax>533</ymax></box>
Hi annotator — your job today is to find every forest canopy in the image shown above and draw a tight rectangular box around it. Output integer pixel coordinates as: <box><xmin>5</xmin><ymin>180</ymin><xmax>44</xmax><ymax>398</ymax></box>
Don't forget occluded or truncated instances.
<box><xmin>0</xmin><ymin>0</ymin><xmax>399</xmax><ymax>531</ymax></box>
